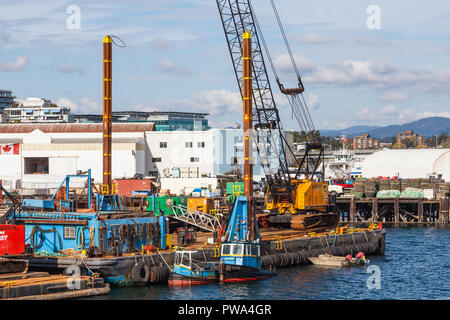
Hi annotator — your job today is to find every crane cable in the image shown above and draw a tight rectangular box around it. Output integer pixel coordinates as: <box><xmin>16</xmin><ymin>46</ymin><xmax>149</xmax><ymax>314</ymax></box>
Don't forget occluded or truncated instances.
<box><xmin>269</xmin><ymin>0</ymin><xmax>301</xmax><ymax>81</ymax></box>
<box><xmin>269</xmin><ymin>0</ymin><xmax>317</xmax><ymax>141</ymax></box>
<box><xmin>250</xmin><ymin>0</ymin><xmax>318</xmax><ymax>143</ymax></box>
<box><xmin>253</xmin><ymin>0</ymin><xmax>318</xmax><ymax>142</ymax></box>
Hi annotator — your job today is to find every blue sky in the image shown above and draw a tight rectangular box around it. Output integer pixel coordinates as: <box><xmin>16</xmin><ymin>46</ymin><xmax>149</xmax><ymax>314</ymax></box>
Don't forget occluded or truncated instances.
<box><xmin>1</xmin><ymin>0</ymin><xmax>450</xmax><ymax>130</ymax></box>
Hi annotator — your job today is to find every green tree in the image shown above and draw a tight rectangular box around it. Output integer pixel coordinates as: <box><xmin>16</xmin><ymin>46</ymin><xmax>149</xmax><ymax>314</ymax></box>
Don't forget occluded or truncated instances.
<box><xmin>401</xmin><ymin>138</ymin><xmax>415</xmax><ymax>149</ymax></box>
<box><xmin>425</xmin><ymin>136</ymin><xmax>437</xmax><ymax>148</ymax></box>
<box><xmin>442</xmin><ymin>136</ymin><xmax>450</xmax><ymax>148</ymax></box>
<box><xmin>437</xmin><ymin>133</ymin><xmax>449</xmax><ymax>146</ymax></box>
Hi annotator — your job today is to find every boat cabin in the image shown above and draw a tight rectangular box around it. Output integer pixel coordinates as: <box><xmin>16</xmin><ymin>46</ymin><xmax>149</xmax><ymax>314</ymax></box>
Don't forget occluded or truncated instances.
<box><xmin>173</xmin><ymin>251</ymin><xmax>216</xmax><ymax>278</ymax></box>
<box><xmin>220</xmin><ymin>242</ymin><xmax>261</xmax><ymax>269</ymax></box>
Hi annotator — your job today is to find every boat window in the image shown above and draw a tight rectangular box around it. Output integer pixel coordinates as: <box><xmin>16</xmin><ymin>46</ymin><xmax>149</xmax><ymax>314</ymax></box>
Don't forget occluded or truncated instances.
<box><xmin>251</xmin><ymin>245</ymin><xmax>259</xmax><ymax>256</ymax></box>
<box><xmin>181</xmin><ymin>253</ymin><xmax>191</xmax><ymax>266</ymax></box>
<box><xmin>245</xmin><ymin>245</ymin><xmax>251</xmax><ymax>255</ymax></box>
<box><xmin>174</xmin><ymin>253</ymin><xmax>181</xmax><ymax>265</ymax></box>
<box><xmin>232</xmin><ymin>244</ymin><xmax>243</xmax><ymax>255</ymax></box>
<box><xmin>222</xmin><ymin>244</ymin><xmax>231</xmax><ymax>255</ymax></box>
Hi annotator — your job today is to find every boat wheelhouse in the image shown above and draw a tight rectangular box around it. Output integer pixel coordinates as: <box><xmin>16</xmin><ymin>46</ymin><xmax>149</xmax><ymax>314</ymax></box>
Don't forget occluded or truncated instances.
<box><xmin>169</xmin><ymin>250</ymin><xmax>217</xmax><ymax>286</ymax></box>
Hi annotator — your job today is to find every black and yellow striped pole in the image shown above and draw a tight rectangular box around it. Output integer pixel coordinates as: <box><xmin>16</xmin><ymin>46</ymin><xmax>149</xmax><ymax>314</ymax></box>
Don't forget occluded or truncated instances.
<box><xmin>243</xmin><ymin>30</ymin><xmax>254</xmax><ymax>241</ymax></box>
<box><xmin>102</xmin><ymin>35</ymin><xmax>112</xmax><ymax>195</ymax></box>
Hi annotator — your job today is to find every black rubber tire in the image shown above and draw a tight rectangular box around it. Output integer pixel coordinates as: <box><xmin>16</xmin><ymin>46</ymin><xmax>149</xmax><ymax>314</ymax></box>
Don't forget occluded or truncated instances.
<box><xmin>132</xmin><ymin>262</ymin><xmax>150</xmax><ymax>284</ymax></box>
<box><xmin>111</xmin><ymin>246</ymin><xmax>119</xmax><ymax>257</ymax></box>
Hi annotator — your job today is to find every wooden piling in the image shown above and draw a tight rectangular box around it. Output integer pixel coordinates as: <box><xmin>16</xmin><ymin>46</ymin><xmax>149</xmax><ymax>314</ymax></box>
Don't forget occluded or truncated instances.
<box><xmin>439</xmin><ymin>198</ymin><xmax>449</xmax><ymax>224</ymax></box>
<box><xmin>394</xmin><ymin>198</ymin><xmax>399</xmax><ymax>223</ymax></box>
<box><xmin>372</xmin><ymin>198</ymin><xmax>378</xmax><ymax>222</ymax></box>
<box><xmin>350</xmin><ymin>197</ymin><xmax>356</xmax><ymax>222</ymax></box>
<box><xmin>418</xmin><ymin>199</ymin><xmax>423</xmax><ymax>223</ymax></box>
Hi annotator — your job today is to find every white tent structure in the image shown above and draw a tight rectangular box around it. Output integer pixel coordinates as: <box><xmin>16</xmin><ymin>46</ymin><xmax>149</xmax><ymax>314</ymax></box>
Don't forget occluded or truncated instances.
<box><xmin>360</xmin><ymin>149</ymin><xmax>450</xmax><ymax>181</ymax></box>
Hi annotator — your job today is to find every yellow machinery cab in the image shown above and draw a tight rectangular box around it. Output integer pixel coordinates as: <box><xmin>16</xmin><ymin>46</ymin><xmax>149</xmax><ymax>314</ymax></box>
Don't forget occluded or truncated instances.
<box><xmin>266</xmin><ymin>179</ymin><xmax>328</xmax><ymax>214</ymax></box>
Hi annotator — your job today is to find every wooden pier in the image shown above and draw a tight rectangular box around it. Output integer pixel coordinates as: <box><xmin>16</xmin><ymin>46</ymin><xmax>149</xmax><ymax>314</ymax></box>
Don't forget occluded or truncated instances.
<box><xmin>336</xmin><ymin>196</ymin><xmax>450</xmax><ymax>225</ymax></box>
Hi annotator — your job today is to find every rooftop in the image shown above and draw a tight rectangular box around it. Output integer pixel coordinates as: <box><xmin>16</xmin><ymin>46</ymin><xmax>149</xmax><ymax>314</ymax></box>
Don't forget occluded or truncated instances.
<box><xmin>0</xmin><ymin>123</ymin><xmax>155</xmax><ymax>133</ymax></box>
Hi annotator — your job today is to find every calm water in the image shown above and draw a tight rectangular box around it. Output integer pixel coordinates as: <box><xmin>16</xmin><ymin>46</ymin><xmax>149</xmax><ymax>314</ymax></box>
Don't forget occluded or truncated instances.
<box><xmin>92</xmin><ymin>227</ymin><xmax>450</xmax><ymax>300</ymax></box>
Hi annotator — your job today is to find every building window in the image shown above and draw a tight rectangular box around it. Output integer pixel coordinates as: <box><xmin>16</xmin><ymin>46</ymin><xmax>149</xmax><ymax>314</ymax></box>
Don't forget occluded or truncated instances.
<box><xmin>64</xmin><ymin>226</ymin><xmax>75</xmax><ymax>240</ymax></box>
<box><xmin>197</xmin><ymin>142</ymin><xmax>205</xmax><ymax>148</ymax></box>
<box><xmin>185</xmin><ymin>142</ymin><xmax>193</xmax><ymax>148</ymax></box>
<box><xmin>152</xmin><ymin>157</ymin><xmax>162</xmax><ymax>162</ymax></box>
<box><xmin>160</xmin><ymin>142</ymin><xmax>167</xmax><ymax>148</ymax></box>
<box><xmin>190</xmin><ymin>157</ymin><xmax>199</xmax><ymax>162</ymax></box>
<box><xmin>24</xmin><ymin>157</ymin><xmax>49</xmax><ymax>174</ymax></box>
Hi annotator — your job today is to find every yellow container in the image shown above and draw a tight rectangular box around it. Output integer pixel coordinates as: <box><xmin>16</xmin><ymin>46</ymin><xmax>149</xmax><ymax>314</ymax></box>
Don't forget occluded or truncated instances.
<box><xmin>187</xmin><ymin>197</ymin><xmax>214</xmax><ymax>214</ymax></box>
<box><xmin>165</xmin><ymin>234</ymin><xmax>173</xmax><ymax>250</ymax></box>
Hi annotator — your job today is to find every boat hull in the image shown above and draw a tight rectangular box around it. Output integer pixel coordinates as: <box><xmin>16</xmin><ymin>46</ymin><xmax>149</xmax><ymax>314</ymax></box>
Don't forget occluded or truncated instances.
<box><xmin>221</xmin><ymin>265</ymin><xmax>275</xmax><ymax>283</ymax></box>
<box><xmin>168</xmin><ymin>273</ymin><xmax>217</xmax><ymax>286</ymax></box>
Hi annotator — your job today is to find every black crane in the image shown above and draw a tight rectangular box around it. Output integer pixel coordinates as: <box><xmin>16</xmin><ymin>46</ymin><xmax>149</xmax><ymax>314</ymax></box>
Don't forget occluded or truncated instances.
<box><xmin>216</xmin><ymin>0</ymin><xmax>325</xmax><ymax>208</ymax></box>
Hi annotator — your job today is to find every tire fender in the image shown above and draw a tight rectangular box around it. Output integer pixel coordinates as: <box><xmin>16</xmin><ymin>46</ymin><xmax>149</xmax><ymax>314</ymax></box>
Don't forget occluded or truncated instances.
<box><xmin>132</xmin><ymin>262</ymin><xmax>150</xmax><ymax>284</ymax></box>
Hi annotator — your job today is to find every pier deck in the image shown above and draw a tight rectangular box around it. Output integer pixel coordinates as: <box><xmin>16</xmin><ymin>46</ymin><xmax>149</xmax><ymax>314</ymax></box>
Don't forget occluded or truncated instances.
<box><xmin>335</xmin><ymin>196</ymin><xmax>450</xmax><ymax>225</ymax></box>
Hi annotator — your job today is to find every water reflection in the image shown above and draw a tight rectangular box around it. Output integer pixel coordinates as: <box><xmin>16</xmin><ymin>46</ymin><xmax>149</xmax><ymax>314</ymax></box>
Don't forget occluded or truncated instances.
<box><xmin>88</xmin><ymin>228</ymin><xmax>450</xmax><ymax>300</ymax></box>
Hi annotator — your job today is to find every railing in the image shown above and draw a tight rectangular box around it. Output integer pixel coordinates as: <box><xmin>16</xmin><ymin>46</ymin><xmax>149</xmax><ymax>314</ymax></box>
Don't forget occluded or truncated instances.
<box><xmin>169</xmin><ymin>204</ymin><xmax>222</xmax><ymax>232</ymax></box>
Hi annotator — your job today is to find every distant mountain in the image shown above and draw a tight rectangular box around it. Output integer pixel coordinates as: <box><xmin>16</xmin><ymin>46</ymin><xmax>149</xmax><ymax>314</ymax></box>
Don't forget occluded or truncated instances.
<box><xmin>321</xmin><ymin>125</ymin><xmax>382</xmax><ymax>137</ymax></box>
<box><xmin>320</xmin><ymin>117</ymin><xmax>450</xmax><ymax>138</ymax></box>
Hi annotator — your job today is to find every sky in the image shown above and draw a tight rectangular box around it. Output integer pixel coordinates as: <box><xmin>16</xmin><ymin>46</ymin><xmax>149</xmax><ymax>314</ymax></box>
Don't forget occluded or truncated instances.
<box><xmin>1</xmin><ymin>0</ymin><xmax>450</xmax><ymax>130</ymax></box>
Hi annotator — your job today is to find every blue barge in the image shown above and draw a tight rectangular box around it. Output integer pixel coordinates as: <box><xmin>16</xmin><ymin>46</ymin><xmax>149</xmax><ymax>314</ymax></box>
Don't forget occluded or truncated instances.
<box><xmin>7</xmin><ymin>170</ymin><xmax>168</xmax><ymax>287</ymax></box>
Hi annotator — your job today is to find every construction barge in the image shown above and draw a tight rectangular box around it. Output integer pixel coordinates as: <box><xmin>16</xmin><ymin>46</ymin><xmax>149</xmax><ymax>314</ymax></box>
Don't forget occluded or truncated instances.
<box><xmin>19</xmin><ymin>226</ymin><xmax>386</xmax><ymax>287</ymax></box>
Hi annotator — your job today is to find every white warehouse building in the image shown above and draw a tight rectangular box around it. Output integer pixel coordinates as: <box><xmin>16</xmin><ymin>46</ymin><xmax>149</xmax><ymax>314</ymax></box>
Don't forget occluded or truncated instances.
<box><xmin>0</xmin><ymin>123</ymin><xmax>294</xmax><ymax>192</ymax></box>
<box><xmin>360</xmin><ymin>149</ymin><xmax>450</xmax><ymax>181</ymax></box>
<box><xmin>0</xmin><ymin>123</ymin><xmax>151</xmax><ymax>190</ymax></box>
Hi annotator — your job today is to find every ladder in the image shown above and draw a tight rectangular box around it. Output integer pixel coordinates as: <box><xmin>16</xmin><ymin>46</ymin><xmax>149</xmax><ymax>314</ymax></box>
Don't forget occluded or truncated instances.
<box><xmin>168</xmin><ymin>204</ymin><xmax>222</xmax><ymax>232</ymax></box>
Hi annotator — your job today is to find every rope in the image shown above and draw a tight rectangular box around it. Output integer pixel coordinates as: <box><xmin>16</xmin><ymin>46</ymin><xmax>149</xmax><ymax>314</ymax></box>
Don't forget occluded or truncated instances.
<box><xmin>79</xmin><ymin>255</ymin><xmax>100</xmax><ymax>278</ymax></box>
<box><xmin>109</xmin><ymin>35</ymin><xmax>126</xmax><ymax>48</ymax></box>
<box><xmin>157</xmin><ymin>250</ymin><xmax>173</xmax><ymax>272</ymax></box>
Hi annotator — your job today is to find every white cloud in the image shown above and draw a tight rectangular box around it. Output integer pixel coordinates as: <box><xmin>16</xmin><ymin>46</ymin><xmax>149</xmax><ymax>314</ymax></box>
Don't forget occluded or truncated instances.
<box><xmin>57</xmin><ymin>63</ymin><xmax>83</xmax><ymax>75</ymax></box>
<box><xmin>0</xmin><ymin>55</ymin><xmax>28</xmax><ymax>71</ymax></box>
<box><xmin>57</xmin><ymin>97</ymin><xmax>99</xmax><ymax>114</ymax></box>
<box><xmin>379</xmin><ymin>92</ymin><xmax>409</xmax><ymax>102</ymax></box>
<box><xmin>298</xmin><ymin>32</ymin><xmax>336</xmax><ymax>44</ymax></box>
<box><xmin>303</xmin><ymin>58</ymin><xmax>450</xmax><ymax>96</ymax></box>
<box><xmin>155</xmin><ymin>59</ymin><xmax>191</xmax><ymax>76</ymax></box>
<box><xmin>273</xmin><ymin>53</ymin><xmax>316</xmax><ymax>74</ymax></box>
<box><xmin>353</xmin><ymin>105</ymin><xmax>450</xmax><ymax>126</ymax></box>
<box><xmin>380</xmin><ymin>104</ymin><xmax>398</xmax><ymax>116</ymax></box>
<box><xmin>306</xmin><ymin>93</ymin><xmax>320</xmax><ymax>111</ymax></box>
<box><xmin>131</xmin><ymin>104</ymin><xmax>157</xmax><ymax>112</ymax></box>
<box><xmin>154</xmin><ymin>89</ymin><xmax>241</xmax><ymax>117</ymax></box>
<box><xmin>149</xmin><ymin>37</ymin><xmax>177</xmax><ymax>50</ymax></box>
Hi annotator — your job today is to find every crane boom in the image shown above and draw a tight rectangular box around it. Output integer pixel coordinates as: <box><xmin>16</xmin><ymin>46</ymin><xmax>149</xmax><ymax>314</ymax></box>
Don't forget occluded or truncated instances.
<box><xmin>216</xmin><ymin>0</ymin><xmax>335</xmax><ymax>228</ymax></box>
<box><xmin>216</xmin><ymin>0</ymin><xmax>295</xmax><ymax>199</ymax></box>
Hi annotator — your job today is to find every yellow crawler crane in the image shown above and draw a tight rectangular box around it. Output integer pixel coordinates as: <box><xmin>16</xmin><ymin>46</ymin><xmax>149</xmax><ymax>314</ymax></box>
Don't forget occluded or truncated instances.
<box><xmin>217</xmin><ymin>0</ymin><xmax>338</xmax><ymax>231</ymax></box>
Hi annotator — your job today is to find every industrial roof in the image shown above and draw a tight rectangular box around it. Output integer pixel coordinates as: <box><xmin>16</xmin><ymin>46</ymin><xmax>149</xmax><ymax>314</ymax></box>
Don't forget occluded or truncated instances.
<box><xmin>0</xmin><ymin>123</ymin><xmax>155</xmax><ymax>133</ymax></box>
<box><xmin>361</xmin><ymin>149</ymin><xmax>450</xmax><ymax>181</ymax></box>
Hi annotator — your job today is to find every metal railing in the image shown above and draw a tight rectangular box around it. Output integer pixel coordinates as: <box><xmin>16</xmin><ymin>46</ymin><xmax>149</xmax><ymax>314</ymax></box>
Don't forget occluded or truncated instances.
<box><xmin>169</xmin><ymin>204</ymin><xmax>222</xmax><ymax>232</ymax></box>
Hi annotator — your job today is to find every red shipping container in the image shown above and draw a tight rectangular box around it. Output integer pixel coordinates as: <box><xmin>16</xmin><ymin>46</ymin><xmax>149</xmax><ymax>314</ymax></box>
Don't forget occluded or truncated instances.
<box><xmin>112</xmin><ymin>179</ymin><xmax>153</xmax><ymax>197</ymax></box>
<box><xmin>0</xmin><ymin>224</ymin><xmax>25</xmax><ymax>256</ymax></box>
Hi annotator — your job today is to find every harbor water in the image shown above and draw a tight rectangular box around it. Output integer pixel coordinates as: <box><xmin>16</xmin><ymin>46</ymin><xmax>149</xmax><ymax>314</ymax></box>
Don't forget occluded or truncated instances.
<box><xmin>88</xmin><ymin>227</ymin><xmax>450</xmax><ymax>300</ymax></box>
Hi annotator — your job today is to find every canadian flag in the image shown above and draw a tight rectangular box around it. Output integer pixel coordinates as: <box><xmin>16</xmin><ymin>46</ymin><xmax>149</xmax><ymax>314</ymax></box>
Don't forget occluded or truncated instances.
<box><xmin>0</xmin><ymin>143</ymin><xmax>20</xmax><ymax>155</ymax></box>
